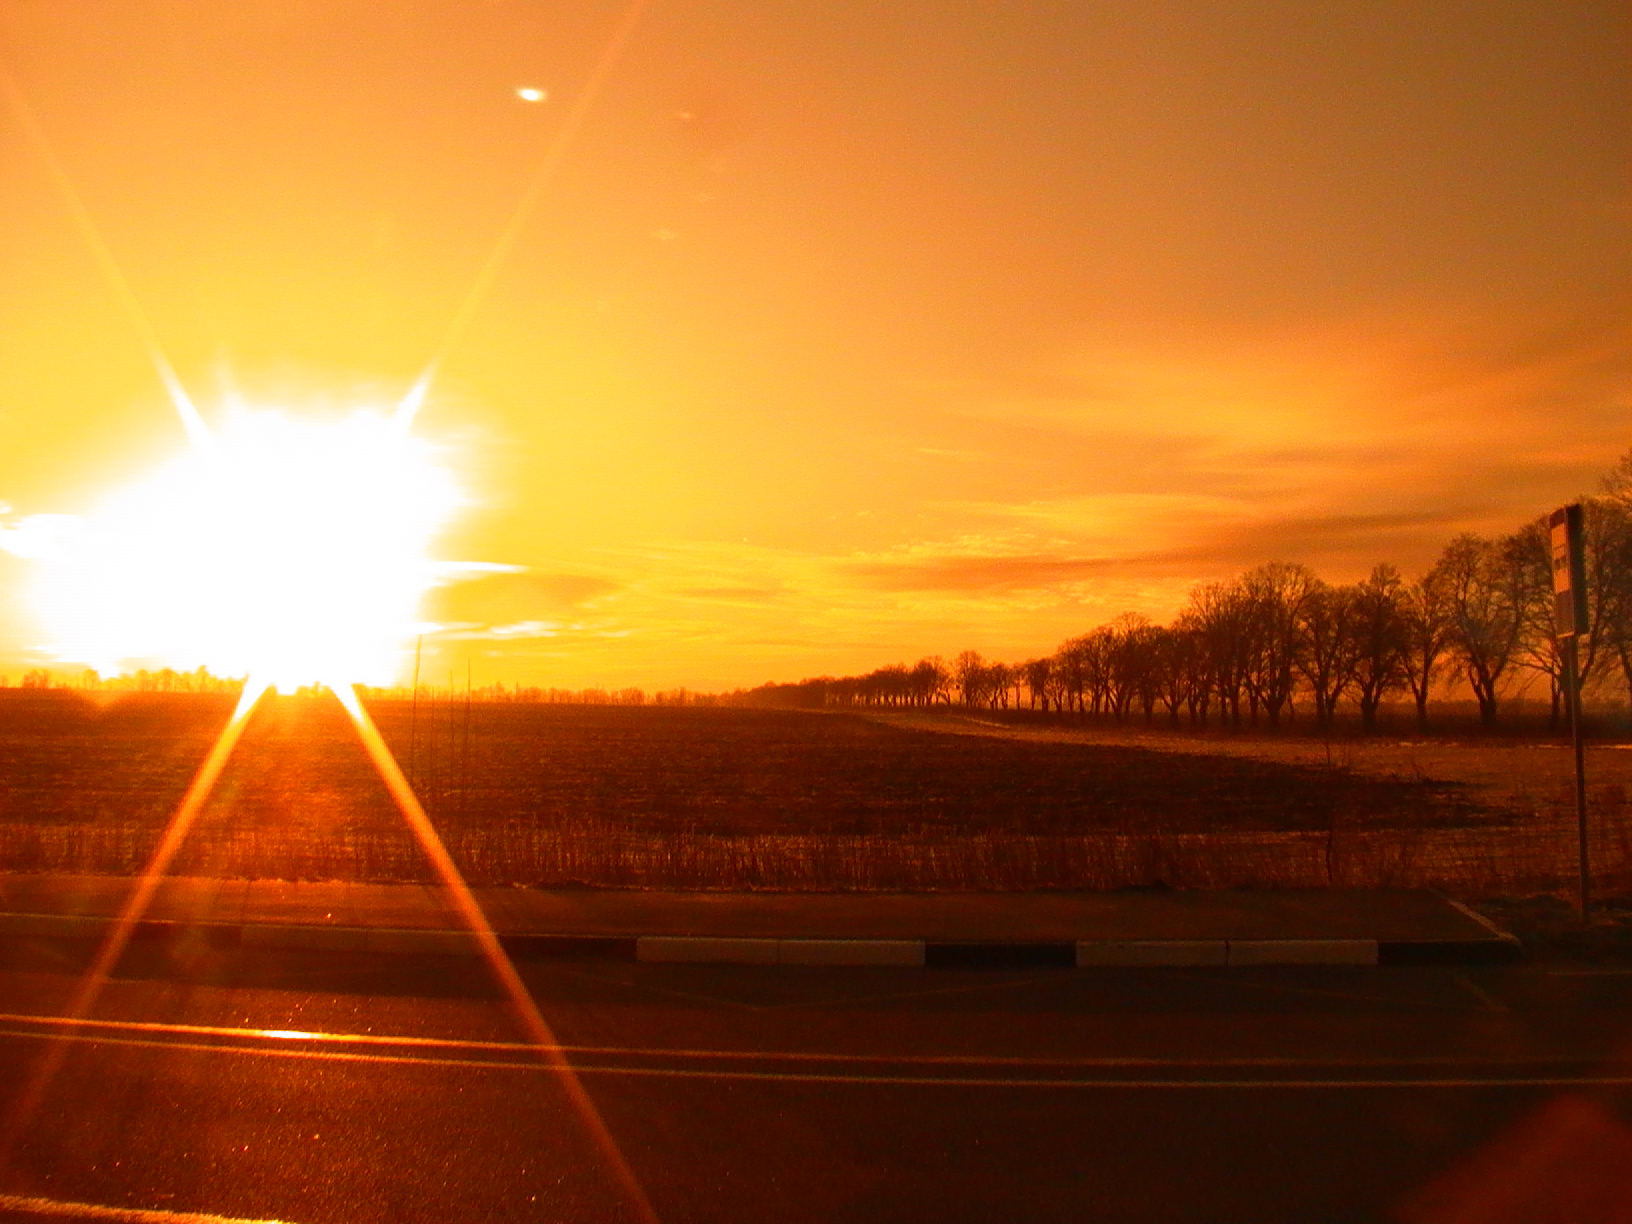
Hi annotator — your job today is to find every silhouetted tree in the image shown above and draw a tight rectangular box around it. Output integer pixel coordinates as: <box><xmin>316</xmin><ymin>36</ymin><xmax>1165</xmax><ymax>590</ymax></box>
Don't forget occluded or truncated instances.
<box><xmin>1171</xmin><ymin>613</ymin><xmax>1214</xmax><ymax>726</ymax></box>
<box><xmin>1187</xmin><ymin>581</ymin><xmax>1251</xmax><ymax>726</ymax></box>
<box><xmin>912</xmin><ymin>657</ymin><xmax>951</xmax><ymax>705</ymax></box>
<box><xmin>1241</xmin><ymin>562</ymin><xmax>1319</xmax><ymax>727</ymax></box>
<box><xmin>1399</xmin><ymin>569</ymin><xmax>1453</xmax><ymax>732</ymax></box>
<box><xmin>952</xmin><ymin>650</ymin><xmax>986</xmax><ymax>707</ymax></box>
<box><xmin>1297</xmin><ymin>579</ymin><xmax>1358</xmax><ymax>728</ymax></box>
<box><xmin>1592</xmin><ymin>458</ymin><xmax>1632</xmax><ymax>716</ymax></box>
<box><xmin>1101</xmin><ymin>613</ymin><xmax>1150</xmax><ymax>722</ymax></box>
<box><xmin>1053</xmin><ymin>636</ymin><xmax>1091</xmax><ymax>714</ymax></box>
<box><xmin>1434</xmin><ymin>534</ymin><xmax>1525</xmax><ymax>727</ymax></box>
<box><xmin>1349</xmin><ymin>564</ymin><xmax>1408</xmax><ymax>731</ymax></box>
<box><xmin>1021</xmin><ymin>658</ymin><xmax>1052</xmax><ymax>710</ymax></box>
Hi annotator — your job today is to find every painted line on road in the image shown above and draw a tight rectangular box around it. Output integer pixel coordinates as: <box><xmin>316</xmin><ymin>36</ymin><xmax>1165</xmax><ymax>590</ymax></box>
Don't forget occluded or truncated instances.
<box><xmin>0</xmin><ymin>1192</ymin><xmax>287</xmax><ymax>1223</ymax></box>
<box><xmin>530</xmin><ymin>1067</ymin><xmax>1632</xmax><ymax>1091</ymax></box>
<box><xmin>1546</xmin><ymin>967</ymin><xmax>1632</xmax><ymax>976</ymax></box>
<box><xmin>0</xmin><ymin>1010</ymin><xmax>1606</xmax><ymax>1071</ymax></box>
<box><xmin>0</xmin><ymin>1024</ymin><xmax>1625</xmax><ymax>1090</ymax></box>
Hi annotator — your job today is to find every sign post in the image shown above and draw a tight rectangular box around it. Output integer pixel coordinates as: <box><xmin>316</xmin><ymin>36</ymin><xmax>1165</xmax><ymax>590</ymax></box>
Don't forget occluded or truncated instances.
<box><xmin>1549</xmin><ymin>504</ymin><xmax>1590</xmax><ymax>918</ymax></box>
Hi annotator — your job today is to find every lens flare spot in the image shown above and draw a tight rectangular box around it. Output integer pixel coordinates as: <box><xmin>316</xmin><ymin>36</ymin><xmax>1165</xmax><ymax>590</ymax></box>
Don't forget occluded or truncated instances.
<box><xmin>22</xmin><ymin>407</ymin><xmax>462</xmax><ymax>692</ymax></box>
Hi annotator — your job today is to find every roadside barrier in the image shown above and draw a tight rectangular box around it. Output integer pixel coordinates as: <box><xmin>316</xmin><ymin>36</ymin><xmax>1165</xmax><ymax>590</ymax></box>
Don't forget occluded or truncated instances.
<box><xmin>0</xmin><ymin>911</ymin><xmax>1516</xmax><ymax>967</ymax></box>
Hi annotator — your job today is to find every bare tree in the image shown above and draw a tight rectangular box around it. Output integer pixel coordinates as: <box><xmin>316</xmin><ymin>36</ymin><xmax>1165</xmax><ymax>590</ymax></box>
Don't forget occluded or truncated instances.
<box><xmin>1433</xmin><ymin>533</ymin><xmax>1525</xmax><ymax>727</ymax></box>
<box><xmin>1045</xmin><ymin>647</ymin><xmax>1075</xmax><ymax>712</ymax></box>
<box><xmin>1102</xmin><ymin>613</ymin><xmax>1152</xmax><ymax>723</ymax></box>
<box><xmin>1150</xmin><ymin>626</ymin><xmax>1189</xmax><ymax>725</ymax></box>
<box><xmin>985</xmin><ymin>661</ymin><xmax>1014</xmax><ymax>709</ymax></box>
<box><xmin>1081</xmin><ymin>629</ymin><xmax>1115</xmax><ymax>716</ymax></box>
<box><xmin>912</xmin><ymin>657</ymin><xmax>951</xmax><ymax>705</ymax></box>
<box><xmin>1593</xmin><ymin>458</ymin><xmax>1632</xmax><ymax>716</ymax></box>
<box><xmin>952</xmin><ymin>650</ymin><xmax>986</xmax><ymax>707</ymax></box>
<box><xmin>1241</xmin><ymin>562</ymin><xmax>1320</xmax><ymax>727</ymax></box>
<box><xmin>1400</xmin><ymin>570</ymin><xmax>1453</xmax><ymax>732</ymax></box>
<box><xmin>1021</xmin><ymin>658</ymin><xmax>1052</xmax><ymax>710</ymax></box>
<box><xmin>1186</xmin><ymin>580</ymin><xmax>1251</xmax><ymax>727</ymax></box>
<box><xmin>1171</xmin><ymin>614</ymin><xmax>1213</xmax><ymax>726</ymax></box>
<box><xmin>1517</xmin><ymin>518</ymin><xmax>1563</xmax><ymax>725</ymax></box>
<box><xmin>1349</xmin><ymin>564</ymin><xmax>1408</xmax><ymax>731</ymax></box>
<box><xmin>1052</xmin><ymin>636</ymin><xmax>1090</xmax><ymax>713</ymax></box>
<box><xmin>1296</xmin><ymin>579</ymin><xmax>1358</xmax><ymax>728</ymax></box>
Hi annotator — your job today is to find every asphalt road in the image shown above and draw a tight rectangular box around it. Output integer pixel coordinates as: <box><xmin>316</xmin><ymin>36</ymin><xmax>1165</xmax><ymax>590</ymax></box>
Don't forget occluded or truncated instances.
<box><xmin>0</xmin><ymin>939</ymin><xmax>1628</xmax><ymax>1223</ymax></box>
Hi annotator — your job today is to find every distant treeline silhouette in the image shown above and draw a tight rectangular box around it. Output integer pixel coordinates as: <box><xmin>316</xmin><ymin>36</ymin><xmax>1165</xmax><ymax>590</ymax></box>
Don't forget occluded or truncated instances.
<box><xmin>0</xmin><ymin>665</ymin><xmax>246</xmax><ymax>694</ymax></box>
<box><xmin>741</xmin><ymin>453</ymin><xmax>1632</xmax><ymax>732</ymax></box>
<box><xmin>0</xmin><ymin>667</ymin><xmax>723</xmax><ymax>710</ymax></box>
<box><xmin>356</xmin><ymin>683</ymin><xmax>723</xmax><ymax>707</ymax></box>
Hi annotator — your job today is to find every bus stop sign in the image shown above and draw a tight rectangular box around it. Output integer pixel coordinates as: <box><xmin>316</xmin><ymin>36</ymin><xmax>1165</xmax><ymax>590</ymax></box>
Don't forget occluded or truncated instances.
<box><xmin>1549</xmin><ymin>503</ymin><xmax>1588</xmax><ymax>637</ymax></box>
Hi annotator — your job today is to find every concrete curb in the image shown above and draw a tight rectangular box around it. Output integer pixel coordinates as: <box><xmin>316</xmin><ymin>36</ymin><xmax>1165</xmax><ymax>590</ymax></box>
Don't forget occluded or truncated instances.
<box><xmin>637</xmin><ymin>937</ymin><xmax>926</xmax><ymax>966</ymax></box>
<box><xmin>1226</xmin><ymin>938</ymin><xmax>1377</xmax><ymax>966</ymax></box>
<box><xmin>0</xmin><ymin>911</ymin><xmax>1520</xmax><ymax>967</ymax></box>
<box><xmin>1077</xmin><ymin>940</ymin><xmax>1228</xmax><ymax>967</ymax></box>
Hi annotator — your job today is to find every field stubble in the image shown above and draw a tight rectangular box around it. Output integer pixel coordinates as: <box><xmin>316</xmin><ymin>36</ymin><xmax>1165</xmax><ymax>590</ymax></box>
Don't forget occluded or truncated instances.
<box><xmin>0</xmin><ymin>693</ymin><xmax>1627</xmax><ymax>899</ymax></box>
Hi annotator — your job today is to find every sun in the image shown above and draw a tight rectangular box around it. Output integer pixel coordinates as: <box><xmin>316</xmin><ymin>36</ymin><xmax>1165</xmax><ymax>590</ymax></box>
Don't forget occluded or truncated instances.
<box><xmin>21</xmin><ymin>405</ymin><xmax>462</xmax><ymax>693</ymax></box>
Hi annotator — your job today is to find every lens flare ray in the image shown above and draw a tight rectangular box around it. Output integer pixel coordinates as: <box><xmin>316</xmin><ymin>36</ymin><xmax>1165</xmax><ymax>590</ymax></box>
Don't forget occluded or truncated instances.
<box><xmin>0</xmin><ymin>61</ymin><xmax>210</xmax><ymax>451</ymax></box>
<box><xmin>394</xmin><ymin>0</ymin><xmax>653</xmax><ymax>430</ymax></box>
<box><xmin>330</xmin><ymin>683</ymin><xmax>661</xmax><ymax>1224</ymax></box>
<box><xmin>0</xmin><ymin>677</ymin><xmax>270</xmax><ymax>1158</ymax></box>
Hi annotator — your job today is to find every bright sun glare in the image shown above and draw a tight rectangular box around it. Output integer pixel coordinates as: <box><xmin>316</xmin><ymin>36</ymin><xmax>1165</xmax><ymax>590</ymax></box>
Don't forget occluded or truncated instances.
<box><xmin>18</xmin><ymin>407</ymin><xmax>461</xmax><ymax>693</ymax></box>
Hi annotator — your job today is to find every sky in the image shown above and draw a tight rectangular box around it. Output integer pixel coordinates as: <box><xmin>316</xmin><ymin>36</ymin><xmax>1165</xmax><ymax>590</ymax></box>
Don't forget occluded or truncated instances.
<box><xmin>0</xmin><ymin>0</ymin><xmax>1627</xmax><ymax>691</ymax></box>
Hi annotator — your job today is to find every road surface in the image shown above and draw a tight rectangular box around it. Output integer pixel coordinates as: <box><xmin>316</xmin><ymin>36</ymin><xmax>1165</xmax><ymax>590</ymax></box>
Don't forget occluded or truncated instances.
<box><xmin>0</xmin><ymin>937</ymin><xmax>1628</xmax><ymax>1223</ymax></box>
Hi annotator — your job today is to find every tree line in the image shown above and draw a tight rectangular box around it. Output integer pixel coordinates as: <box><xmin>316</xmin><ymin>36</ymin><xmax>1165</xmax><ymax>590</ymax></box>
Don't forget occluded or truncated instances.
<box><xmin>745</xmin><ymin>454</ymin><xmax>1632</xmax><ymax>732</ymax></box>
<box><xmin>0</xmin><ymin>666</ymin><xmax>245</xmax><ymax>694</ymax></box>
<box><xmin>357</xmin><ymin>682</ymin><xmax>724</xmax><ymax>707</ymax></box>
<box><xmin>1</xmin><ymin>670</ymin><xmax>724</xmax><ymax>709</ymax></box>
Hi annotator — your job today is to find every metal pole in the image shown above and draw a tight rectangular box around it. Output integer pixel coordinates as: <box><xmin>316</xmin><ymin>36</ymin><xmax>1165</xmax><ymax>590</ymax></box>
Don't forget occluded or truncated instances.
<box><xmin>1566</xmin><ymin>635</ymin><xmax>1589</xmax><ymax>917</ymax></box>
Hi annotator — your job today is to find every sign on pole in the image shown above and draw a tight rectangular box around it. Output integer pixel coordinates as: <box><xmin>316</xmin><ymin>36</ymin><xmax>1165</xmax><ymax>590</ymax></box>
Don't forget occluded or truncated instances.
<box><xmin>1549</xmin><ymin>502</ymin><xmax>1590</xmax><ymax>917</ymax></box>
<box><xmin>1549</xmin><ymin>504</ymin><xmax>1588</xmax><ymax>637</ymax></box>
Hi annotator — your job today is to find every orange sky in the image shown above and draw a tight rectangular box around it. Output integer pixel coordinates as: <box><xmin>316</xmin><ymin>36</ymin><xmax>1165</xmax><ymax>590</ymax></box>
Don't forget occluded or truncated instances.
<box><xmin>1</xmin><ymin>1</ymin><xmax>1627</xmax><ymax>690</ymax></box>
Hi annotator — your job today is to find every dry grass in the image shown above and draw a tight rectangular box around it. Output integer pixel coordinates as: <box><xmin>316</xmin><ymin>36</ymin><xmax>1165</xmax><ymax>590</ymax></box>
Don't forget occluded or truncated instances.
<box><xmin>0</xmin><ymin>815</ymin><xmax>1620</xmax><ymax>897</ymax></box>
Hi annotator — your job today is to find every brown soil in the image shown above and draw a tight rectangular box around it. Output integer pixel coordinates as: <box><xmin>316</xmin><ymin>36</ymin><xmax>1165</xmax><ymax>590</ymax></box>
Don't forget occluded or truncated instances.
<box><xmin>0</xmin><ymin>692</ymin><xmax>1625</xmax><ymax>896</ymax></box>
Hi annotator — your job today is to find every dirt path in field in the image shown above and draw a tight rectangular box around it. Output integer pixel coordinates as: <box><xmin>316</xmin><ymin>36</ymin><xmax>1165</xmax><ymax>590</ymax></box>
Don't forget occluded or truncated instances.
<box><xmin>859</xmin><ymin>710</ymin><xmax>1632</xmax><ymax>820</ymax></box>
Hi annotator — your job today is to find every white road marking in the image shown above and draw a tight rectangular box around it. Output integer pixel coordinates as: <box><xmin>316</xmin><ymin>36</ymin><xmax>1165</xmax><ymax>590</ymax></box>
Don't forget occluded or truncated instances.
<box><xmin>1547</xmin><ymin>967</ymin><xmax>1632</xmax><ymax>976</ymax></box>
<box><xmin>0</xmin><ymin>1010</ymin><xmax>1601</xmax><ymax>1070</ymax></box>
<box><xmin>0</xmin><ymin>1023</ymin><xmax>1624</xmax><ymax>1090</ymax></box>
<box><xmin>0</xmin><ymin>1192</ymin><xmax>287</xmax><ymax>1223</ymax></box>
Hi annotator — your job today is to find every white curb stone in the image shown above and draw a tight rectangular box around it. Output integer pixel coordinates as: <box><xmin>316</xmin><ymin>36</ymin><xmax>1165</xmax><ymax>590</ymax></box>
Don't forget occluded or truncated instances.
<box><xmin>1227</xmin><ymin>938</ymin><xmax>1378</xmax><ymax>966</ymax></box>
